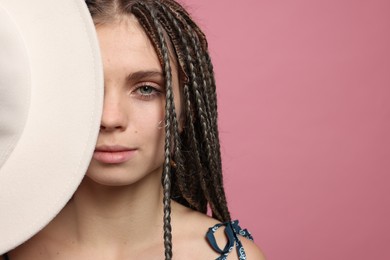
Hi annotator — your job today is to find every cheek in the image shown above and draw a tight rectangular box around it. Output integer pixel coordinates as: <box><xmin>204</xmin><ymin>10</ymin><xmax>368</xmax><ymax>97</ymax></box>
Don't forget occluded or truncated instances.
<box><xmin>131</xmin><ymin>101</ymin><xmax>166</xmax><ymax>166</ymax></box>
<box><xmin>131</xmin><ymin>100</ymin><xmax>166</xmax><ymax>150</ymax></box>
<box><xmin>131</xmin><ymin>99</ymin><xmax>165</xmax><ymax>128</ymax></box>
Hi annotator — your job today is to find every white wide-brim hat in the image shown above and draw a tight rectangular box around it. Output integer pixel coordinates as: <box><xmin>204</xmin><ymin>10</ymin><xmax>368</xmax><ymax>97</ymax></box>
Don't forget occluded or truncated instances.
<box><xmin>0</xmin><ymin>0</ymin><xmax>103</xmax><ymax>254</ymax></box>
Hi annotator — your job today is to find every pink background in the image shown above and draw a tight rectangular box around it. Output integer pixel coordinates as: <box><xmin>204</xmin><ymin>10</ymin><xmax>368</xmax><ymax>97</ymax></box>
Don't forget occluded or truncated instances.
<box><xmin>182</xmin><ymin>0</ymin><xmax>390</xmax><ymax>259</ymax></box>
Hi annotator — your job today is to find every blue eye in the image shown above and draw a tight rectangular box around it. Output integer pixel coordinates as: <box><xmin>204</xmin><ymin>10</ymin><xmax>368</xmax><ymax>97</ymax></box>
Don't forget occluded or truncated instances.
<box><xmin>139</xmin><ymin>86</ymin><xmax>154</xmax><ymax>95</ymax></box>
<box><xmin>134</xmin><ymin>84</ymin><xmax>162</xmax><ymax>100</ymax></box>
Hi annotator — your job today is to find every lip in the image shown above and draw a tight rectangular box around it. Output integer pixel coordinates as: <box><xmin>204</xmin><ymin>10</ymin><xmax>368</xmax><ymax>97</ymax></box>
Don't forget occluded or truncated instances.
<box><xmin>93</xmin><ymin>145</ymin><xmax>137</xmax><ymax>164</ymax></box>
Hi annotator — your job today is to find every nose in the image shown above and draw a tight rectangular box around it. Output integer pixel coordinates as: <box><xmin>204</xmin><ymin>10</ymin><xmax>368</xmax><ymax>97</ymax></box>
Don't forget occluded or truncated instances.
<box><xmin>100</xmin><ymin>89</ymin><xmax>128</xmax><ymax>132</ymax></box>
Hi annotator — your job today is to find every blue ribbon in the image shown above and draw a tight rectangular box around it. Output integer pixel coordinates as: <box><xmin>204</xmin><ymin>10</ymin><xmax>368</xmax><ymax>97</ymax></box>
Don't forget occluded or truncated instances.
<box><xmin>206</xmin><ymin>220</ymin><xmax>254</xmax><ymax>260</ymax></box>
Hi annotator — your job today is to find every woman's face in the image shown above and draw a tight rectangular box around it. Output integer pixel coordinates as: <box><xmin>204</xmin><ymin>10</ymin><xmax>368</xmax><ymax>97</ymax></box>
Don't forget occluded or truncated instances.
<box><xmin>86</xmin><ymin>15</ymin><xmax>181</xmax><ymax>186</ymax></box>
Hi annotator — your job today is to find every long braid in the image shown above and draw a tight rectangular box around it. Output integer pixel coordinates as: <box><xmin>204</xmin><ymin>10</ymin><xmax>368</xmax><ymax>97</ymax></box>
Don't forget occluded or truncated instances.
<box><xmin>204</xmin><ymin>51</ymin><xmax>219</xmax><ymax>131</ymax></box>
<box><xmin>132</xmin><ymin>2</ymin><xmax>177</xmax><ymax>258</ymax></box>
<box><xmin>188</xmin><ymin>30</ymin><xmax>230</xmax><ymax>221</ymax></box>
<box><xmin>179</xmin><ymin>16</ymin><xmax>225</xmax><ymax>208</ymax></box>
<box><xmin>156</xmin><ymin>3</ymin><xmax>211</xmax><ymax>212</ymax></box>
<box><xmin>131</xmin><ymin>3</ymin><xmax>183</xmax><ymax>182</ymax></box>
<box><xmin>156</xmin><ymin>2</ymin><xmax>231</xmax><ymax>221</ymax></box>
<box><xmin>165</xmin><ymin>7</ymin><xmax>218</xmax><ymax>217</ymax></box>
<box><xmin>154</xmin><ymin>6</ymin><xmax>207</xmax><ymax>212</ymax></box>
<box><xmin>181</xmin><ymin>9</ymin><xmax>230</xmax><ymax>221</ymax></box>
<box><xmin>158</xmin><ymin>4</ymin><xmax>207</xmax><ymax>211</ymax></box>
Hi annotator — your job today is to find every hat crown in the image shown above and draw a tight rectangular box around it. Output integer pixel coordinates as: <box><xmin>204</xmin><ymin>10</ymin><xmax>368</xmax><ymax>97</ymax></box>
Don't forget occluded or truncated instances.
<box><xmin>0</xmin><ymin>6</ymin><xmax>30</xmax><ymax>171</ymax></box>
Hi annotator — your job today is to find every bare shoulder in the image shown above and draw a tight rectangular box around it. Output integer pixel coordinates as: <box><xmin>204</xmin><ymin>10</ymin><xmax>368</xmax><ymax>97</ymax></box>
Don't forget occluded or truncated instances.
<box><xmin>239</xmin><ymin>237</ymin><xmax>267</xmax><ymax>260</ymax></box>
<box><xmin>171</xmin><ymin>200</ymin><xmax>220</xmax><ymax>239</ymax></box>
<box><xmin>171</xmin><ymin>200</ymin><xmax>220</xmax><ymax>227</ymax></box>
<box><xmin>171</xmin><ymin>201</ymin><xmax>222</xmax><ymax>259</ymax></box>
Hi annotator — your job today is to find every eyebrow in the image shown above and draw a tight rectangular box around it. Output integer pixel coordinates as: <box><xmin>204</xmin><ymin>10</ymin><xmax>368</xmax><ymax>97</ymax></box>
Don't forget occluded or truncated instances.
<box><xmin>126</xmin><ymin>70</ymin><xmax>164</xmax><ymax>83</ymax></box>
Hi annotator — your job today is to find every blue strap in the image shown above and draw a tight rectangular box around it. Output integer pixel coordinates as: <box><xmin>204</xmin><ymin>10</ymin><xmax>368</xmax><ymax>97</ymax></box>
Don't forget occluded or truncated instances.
<box><xmin>206</xmin><ymin>220</ymin><xmax>254</xmax><ymax>260</ymax></box>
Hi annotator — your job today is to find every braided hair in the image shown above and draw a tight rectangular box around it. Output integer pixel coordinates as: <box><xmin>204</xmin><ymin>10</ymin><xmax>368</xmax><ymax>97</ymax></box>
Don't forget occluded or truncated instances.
<box><xmin>86</xmin><ymin>0</ymin><xmax>231</xmax><ymax>258</ymax></box>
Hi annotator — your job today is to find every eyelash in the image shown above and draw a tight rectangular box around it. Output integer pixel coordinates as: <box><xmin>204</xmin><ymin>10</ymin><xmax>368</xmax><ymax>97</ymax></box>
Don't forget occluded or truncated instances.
<box><xmin>132</xmin><ymin>83</ymin><xmax>162</xmax><ymax>101</ymax></box>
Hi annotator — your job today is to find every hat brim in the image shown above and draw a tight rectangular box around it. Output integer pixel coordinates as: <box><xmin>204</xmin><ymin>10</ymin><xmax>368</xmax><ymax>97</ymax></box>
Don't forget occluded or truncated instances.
<box><xmin>0</xmin><ymin>0</ymin><xmax>103</xmax><ymax>253</ymax></box>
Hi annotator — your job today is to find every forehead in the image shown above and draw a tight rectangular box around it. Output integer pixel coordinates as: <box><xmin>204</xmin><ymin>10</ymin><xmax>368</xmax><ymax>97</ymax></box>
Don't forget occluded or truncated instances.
<box><xmin>95</xmin><ymin>15</ymin><xmax>162</xmax><ymax>74</ymax></box>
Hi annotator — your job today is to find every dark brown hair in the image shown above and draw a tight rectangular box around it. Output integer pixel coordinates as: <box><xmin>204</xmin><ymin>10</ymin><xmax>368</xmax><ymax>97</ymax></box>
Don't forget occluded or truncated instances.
<box><xmin>85</xmin><ymin>0</ymin><xmax>231</xmax><ymax>258</ymax></box>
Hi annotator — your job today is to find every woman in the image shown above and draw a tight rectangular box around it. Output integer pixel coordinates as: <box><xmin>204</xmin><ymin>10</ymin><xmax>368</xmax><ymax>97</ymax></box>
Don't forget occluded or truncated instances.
<box><xmin>4</xmin><ymin>0</ymin><xmax>265</xmax><ymax>259</ymax></box>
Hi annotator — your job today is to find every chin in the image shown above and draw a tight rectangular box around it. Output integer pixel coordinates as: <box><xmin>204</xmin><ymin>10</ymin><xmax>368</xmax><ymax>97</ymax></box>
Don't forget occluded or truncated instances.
<box><xmin>85</xmin><ymin>169</ymin><xmax>143</xmax><ymax>187</ymax></box>
<box><xmin>85</xmin><ymin>162</ymin><xmax>163</xmax><ymax>188</ymax></box>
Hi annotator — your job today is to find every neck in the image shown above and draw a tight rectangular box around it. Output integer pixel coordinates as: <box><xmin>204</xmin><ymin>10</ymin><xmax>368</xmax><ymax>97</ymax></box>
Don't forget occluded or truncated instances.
<box><xmin>57</xmin><ymin>169</ymin><xmax>164</xmax><ymax>249</ymax></box>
